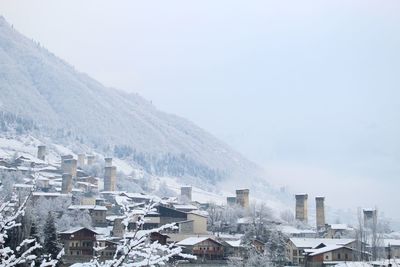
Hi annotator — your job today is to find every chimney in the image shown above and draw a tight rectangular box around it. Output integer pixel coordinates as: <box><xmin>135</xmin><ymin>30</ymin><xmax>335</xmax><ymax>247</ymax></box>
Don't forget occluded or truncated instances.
<box><xmin>236</xmin><ymin>189</ymin><xmax>249</xmax><ymax>208</ymax></box>
<box><xmin>104</xmin><ymin>166</ymin><xmax>117</xmax><ymax>191</ymax></box>
<box><xmin>295</xmin><ymin>194</ymin><xmax>308</xmax><ymax>224</ymax></box>
<box><xmin>61</xmin><ymin>173</ymin><xmax>72</xmax><ymax>194</ymax></box>
<box><xmin>37</xmin><ymin>145</ymin><xmax>46</xmax><ymax>161</ymax></box>
<box><xmin>316</xmin><ymin>197</ymin><xmax>325</xmax><ymax>229</ymax></box>
<box><xmin>180</xmin><ymin>186</ymin><xmax>192</xmax><ymax>202</ymax></box>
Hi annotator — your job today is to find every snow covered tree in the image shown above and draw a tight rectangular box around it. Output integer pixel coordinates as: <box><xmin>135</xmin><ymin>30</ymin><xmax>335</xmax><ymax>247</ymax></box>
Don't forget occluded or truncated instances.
<box><xmin>57</xmin><ymin>209</ymin><xmax>92</xmax><ymax>231</ymax></box>
<box><xmin>0</xmin><ymin>187</ymin><xmax>63</xmax><ymax>266</ymax></box>
<box><xmin>207</xmin><ymin>202</ymin><xmax>223</xmax><ymax>234</ymax></box>
<box><xmin>43</xmin><ymin>212</ymin><xmax>61</xmax><ymax>260</ymax></box>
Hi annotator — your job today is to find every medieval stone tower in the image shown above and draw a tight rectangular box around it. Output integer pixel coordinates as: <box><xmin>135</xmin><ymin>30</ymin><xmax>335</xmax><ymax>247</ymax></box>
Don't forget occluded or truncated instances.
<box><xmin>295</xmin><ymin>194</ymin><xmax>308</xmax><ymax>223</ymax></box>
<box><xmin>104</xmin><ymin>166</ymin><xmax>117</xmax><ymax>191</ymax></box>
<box><xmin>180</xmin><ymin>186</ymin><xmax>192</xmax><ymax>202</ymax></box>
<box><xmin>61</xmin><ymin>173</ymin><xmax>73</xmax><ymax>194</ymax></box>
<box><xmin>316</xmin><ymin>196</ymin><xmax>325</xmax><ymax>229</ymax></box>
<box><xmin>236</xmin><ymin>189</ymin><xmax>249</xmax><ymax>208</ymax></box>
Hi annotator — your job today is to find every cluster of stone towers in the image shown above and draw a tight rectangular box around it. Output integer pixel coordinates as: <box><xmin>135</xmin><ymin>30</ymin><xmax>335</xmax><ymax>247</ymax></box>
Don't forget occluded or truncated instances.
<box><xmin>36</xmin><ymin>145</ymin><xmax>118</xmax><ymax>194</ymax></box>
<box><xmin>295</xmin><ymin>194</ymin><xmax>326</xmax><ymax>229</ymax></box>
<box><xmin>226</xmin><ymin>189</ymin><xmax>250</xmax><ymax>209</ymax></box>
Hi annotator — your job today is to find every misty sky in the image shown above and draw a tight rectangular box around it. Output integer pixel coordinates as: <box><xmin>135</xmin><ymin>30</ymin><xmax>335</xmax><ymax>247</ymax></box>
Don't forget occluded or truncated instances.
<box><xmin>1</xmin><ymin>1</ymin><xmax>400</xmax><ymax>222</ymax></box>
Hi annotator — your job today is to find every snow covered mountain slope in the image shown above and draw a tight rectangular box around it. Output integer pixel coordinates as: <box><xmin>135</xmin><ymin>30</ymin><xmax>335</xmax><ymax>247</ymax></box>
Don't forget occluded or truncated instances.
<box><xmin>0</xmin><ymin>16</ymin><xmax>265</xmax><ymax>191</ymax></box>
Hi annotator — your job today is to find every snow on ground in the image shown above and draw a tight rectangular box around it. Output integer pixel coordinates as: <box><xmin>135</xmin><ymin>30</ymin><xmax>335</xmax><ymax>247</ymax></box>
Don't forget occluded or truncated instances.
<box><xmin>113</xmin><ymin>158</ymin><xmax>134</xmax><ymax>175</ymax></box>
<box><xmin>0</xmin><ymin>135</ymin><xmax>39</xmax><ymax>158</ymax></box>
<box><xmin>0</xmin><ymin>135</ymin><xmax>287</xmax><ymax>215</ymax></box>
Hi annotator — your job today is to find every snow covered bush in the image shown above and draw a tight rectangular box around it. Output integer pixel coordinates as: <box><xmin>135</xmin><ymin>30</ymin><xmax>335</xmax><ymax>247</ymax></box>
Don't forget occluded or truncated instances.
<box><xmin>78</xmin><ymin>201</ymin><xmax>195</xmax><ymax>267</ymax></box>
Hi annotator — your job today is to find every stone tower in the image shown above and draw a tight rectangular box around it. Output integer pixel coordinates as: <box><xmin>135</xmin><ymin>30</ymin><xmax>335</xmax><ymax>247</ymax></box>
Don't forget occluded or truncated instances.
<box><xmin>104</xmin><ymin>166</ymin><xmax>117</xmax><ymax>191</ymax></box>
<box><xmin>61</xmin><ymin>173</ymin><xmax>73</xmax><ymax>194</ymax></box>
<box><xmin>37</xmin><ymin>145</ymin><xmax>46</xmax><ymax>161</ymax></box>
<box><xmin>105</xmin><ymin>157</ymin><xmax>113</xmax><ymax>167</ymax></box>
<box><xmin>316</xmin><ymin>196</ymin><xmax>325</xmax><ymax>229</ymax></box>
<box><xmin>180</xmin><ymin>186</ymin><xmax>192</xmax><ymax>202</ymax></box>
<box><xmin>77</xmin><ymin>154</ymin><xmax>85</xmax><ymax>167</ymax></box>
<box><xmin>62</xmin><ymin>158</ymin><xmax>77</xmax><ymax>178</ymax></box>
<box><xmin>363</xmin><ymin>209</ymin><xmax>377</xmax><ymax>228</ymax></box>
<box><xmin>87</xmin><ymin>155</ymin><xmax>95</xmax><ymax>166</ymax></box>
<box><xmin>295</xmin><ymin>194</ymin><xmax>308</xmax><ymax>223</ymax></box>
<box><xmin>236</xmin><ymin>189</ymin><xmax>249</xmax><ymax>208</ymax></box>
<box><xmin>112</xmin><ymin>218</ymin><xmax>125</xmax><ymax>237</ymax></box>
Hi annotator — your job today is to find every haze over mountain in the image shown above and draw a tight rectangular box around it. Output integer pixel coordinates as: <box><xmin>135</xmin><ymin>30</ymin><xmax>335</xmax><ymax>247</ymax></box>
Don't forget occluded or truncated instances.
<box><xmin>0</xmin><ymin>16</ymin><xmax>264</xmax><ymax>192</ymax></box>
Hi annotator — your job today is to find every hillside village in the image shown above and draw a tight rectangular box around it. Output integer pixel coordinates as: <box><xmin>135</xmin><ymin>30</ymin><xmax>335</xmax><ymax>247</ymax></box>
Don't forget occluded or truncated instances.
<box><xmin>0</xmin><ymin>143</ymin><xmax>399</xmax><ymax>267</ymax></box>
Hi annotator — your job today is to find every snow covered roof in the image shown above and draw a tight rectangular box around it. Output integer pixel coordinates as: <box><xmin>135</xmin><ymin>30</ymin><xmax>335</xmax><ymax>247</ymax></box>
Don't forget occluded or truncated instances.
<box><xmin>383</xmin><ymin>239</ymin><xmax>400</xmax><ymax>247</ymax></box>
<box><xmin>335</xmin><ymin>262</ymin><xmax>373</xmax><ymax>267</ymax></box>
<box><xmin>237</xmin><ymin>217</ymin><xmax>252</xmax><ymax>224</ymax></box>
<box><xmin>177</xmin><ymin>237</ymin><xmax>220</xmax><ymax>246</ymax></box>
<box><xmin>290</xmin><ymin>238</ymin><xmax>355</xmax><ymax>249</ymax></box>
<box><xmin>106</xmin><ymin>215</ymin><xmax>125</xmax><ymax>222</ymax></box>
<box><xmin>68</xmin><ymin>205</ymin><xmax>107</xmax><ymax>211</ymax></box>
<box><xmin>188</xmin><ymin>210</ymin><xmax>208</xmax><ymax>218</ymax></box>
<box><xmin>13</xmin><ymin>183</ymin><xmax>34</xmax><ymax>188</ymax></box>
<box><xmin>59</xmin><ymin>227</ymin><xmax>99</xmax><ymax>235</ymax></box>
<box><xmin>173</xmin><ymin>204</ymin><xmax>198</xmax><ymax>210</ymax></box>
<box><xmin>307</xmin><ymin>245</ymin><xmax>347</xmax><ymax>256</ymax></box>
<box><xmin>329</xmin><ymin>224</ymin><xmax>353</xmax><ymax>230</ymax></box>
<box><xmin>280</xmin><ymin>225</ymin><xmax>316</xmax><ymax>235</ymax></box>
<box><xmin>121</xmin><ymin>192</ymin><xmax>152</xmax><ymax>199</ymax></box>
<box><xmin>33</xmin><ymin>192</ymin><xmax>71</xmax><ymax>197</ymax></box>
<box><xmin>225</xmin><ymin>240</ymin><xmax>242</xmax><ymax>248</ymax></box>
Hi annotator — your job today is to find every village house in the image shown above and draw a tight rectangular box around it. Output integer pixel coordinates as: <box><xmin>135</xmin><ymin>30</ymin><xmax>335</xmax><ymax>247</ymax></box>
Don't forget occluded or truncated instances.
<box><xmin>95</xmin><ymin>238</ymin><xmax>119</xmax><ymax>261</ymax></box>
<box><xmin>177</xmin><ymin>237</ymin><xmax>225</xmax><ymax>261</ymax></box>
<box><xmin>59</xmin><ymin>227</ymin><xmax>98</xmax><ymax>266</ymax></box>
<box><xmin>223</xmin><ymin>240</ymin><xmax>245</xmax><ymax>258</ymax></box>
<box><xmin>382</xmin><ymin>239</ymin><xmax>400</xmax><ymax>259</ymax></box>
<box><xmin>305</xmin><ymin>245</ymin><xmax>363</xmax><ymax>267</ymax></box>
<box><xmin>287</xmin><ymin>238</ymin><xmax>356</xmax><ymax>265</ymax></box>
<box><xmin>325</xmin><ymin>224</ymin><xmax>354</xmax><ymax>239</ymax></box>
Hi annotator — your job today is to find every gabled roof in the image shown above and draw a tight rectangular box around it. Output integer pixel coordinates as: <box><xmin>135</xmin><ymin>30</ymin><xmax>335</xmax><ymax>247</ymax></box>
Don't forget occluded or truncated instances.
<box><xmin>59</xmin><ymin>227</ymin><xmax>99</xmax><ymax>235</ymax></box>
<box><xmin>68</xmin><ymin>205</ymin><xmax>107</xmax><ymax>211</ymax></box>
<box><xmin>290</xmin><ymin>238</ymin><xmax>355</xmax><ymax>249</ymax></box>
<box><xmin>308</xmin><ymin>245</ymin><xmax>354</xmax><ymax>256</ymax></box>
<box><xmin>177</xmin><ymin>237</ymin><xmax>222</xmax><ymax>246</ymax></box>
<box><xmin>225</xmin><ymin>240</ymin><xmax>242</xmax><ymax>248</ymax></box>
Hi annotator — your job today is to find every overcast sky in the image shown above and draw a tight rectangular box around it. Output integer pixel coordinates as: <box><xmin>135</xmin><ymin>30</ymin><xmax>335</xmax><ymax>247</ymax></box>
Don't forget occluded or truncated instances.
<box><xmin>1</xmin><ymin>1</ymin><xmax>400</xmax><ymax>222</ymax></box>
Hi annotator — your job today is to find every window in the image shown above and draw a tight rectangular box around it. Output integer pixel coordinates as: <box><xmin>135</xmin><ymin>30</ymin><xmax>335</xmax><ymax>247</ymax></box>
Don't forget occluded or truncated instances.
<box><xmin>338</xmin><ymin>253</ymin><xmax>341</xmax><ymax>260</ymax></box>
<box><xmin>325</xmin><ymin>255</ymin><xmax>329</xmax><ymax>260</ymax></box>
<box><xmin>345</xmin><ymin>254</ymin><xmax>348</xmax><ymax>260</ymax></box>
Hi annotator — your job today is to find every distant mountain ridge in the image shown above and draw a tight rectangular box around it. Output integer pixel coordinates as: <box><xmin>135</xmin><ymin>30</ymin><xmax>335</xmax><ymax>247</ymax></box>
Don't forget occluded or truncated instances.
<box><xmin>0</xmin><ymin>16</ymin><xmax>263</xmax><ymax>188</ymax></box>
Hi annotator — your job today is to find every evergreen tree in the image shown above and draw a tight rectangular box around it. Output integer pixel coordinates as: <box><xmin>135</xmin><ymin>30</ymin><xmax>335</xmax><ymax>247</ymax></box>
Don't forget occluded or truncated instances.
<box><xmin>30</xmin><ymin>220</ymin><xmax>43</xmax><ymax>264</ymax></box>
<box><xmin>43</xmin><ymin>212</ymin><xmax>60</xmax><ymax>259</ymax></box>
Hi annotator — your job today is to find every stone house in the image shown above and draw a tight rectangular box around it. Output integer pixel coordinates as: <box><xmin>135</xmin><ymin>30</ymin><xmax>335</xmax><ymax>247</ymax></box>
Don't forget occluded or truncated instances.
<box><xmin>59</xmin><ymin>227</ymin><xmax>98</xmax><ymax>265</ymax></box>
<box><xmin>177</xmin><ymin>237</ymin><xmax>225</xmax><ymax>260</ymax></box>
